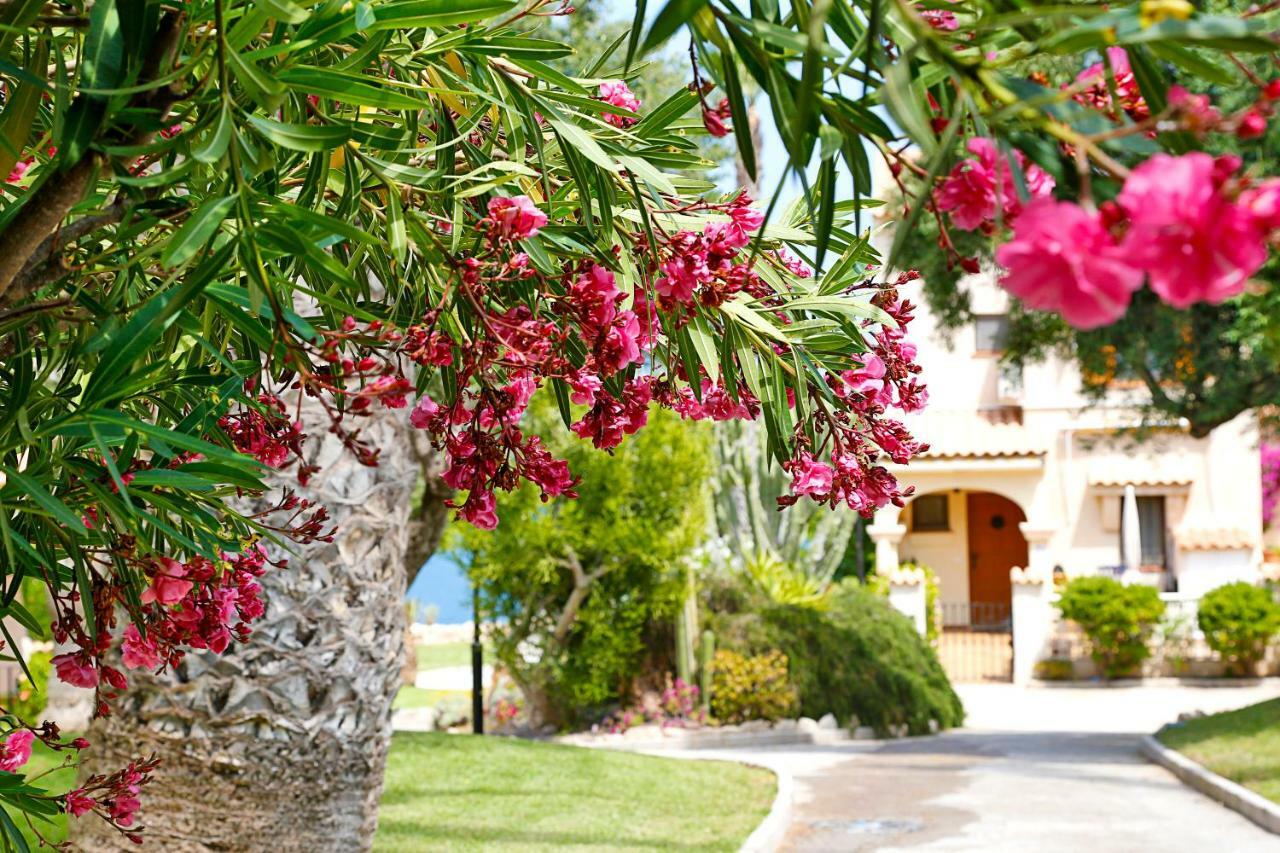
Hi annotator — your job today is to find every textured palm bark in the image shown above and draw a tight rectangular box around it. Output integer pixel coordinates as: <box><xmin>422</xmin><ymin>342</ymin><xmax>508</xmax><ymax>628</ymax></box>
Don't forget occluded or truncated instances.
<box><xmin>73</xmin><ymin>405</ymin><xmax>422</xmax><ymax>852</ymax></box>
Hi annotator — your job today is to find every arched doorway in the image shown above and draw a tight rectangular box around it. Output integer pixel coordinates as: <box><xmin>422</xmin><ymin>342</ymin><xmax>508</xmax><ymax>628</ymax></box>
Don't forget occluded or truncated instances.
<box><xmin>965</xmin><ymin>491</ymin><xmax>1028</xmax><ymax>624</ymax></box>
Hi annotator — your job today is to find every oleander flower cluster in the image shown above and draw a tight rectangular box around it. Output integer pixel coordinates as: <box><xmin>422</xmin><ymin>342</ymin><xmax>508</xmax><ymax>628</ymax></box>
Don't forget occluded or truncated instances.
<box><xmin>930</xmin><ymin>51</ymin><xmax>1280</xmax><ymax>329</ymax></box>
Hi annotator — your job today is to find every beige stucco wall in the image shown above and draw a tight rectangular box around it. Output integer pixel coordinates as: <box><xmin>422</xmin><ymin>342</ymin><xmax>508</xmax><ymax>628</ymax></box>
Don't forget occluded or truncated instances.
<box><xmin>899</xmin><ymin>490</ymin><xmax>969</xmax><ymax>603</ymax></box>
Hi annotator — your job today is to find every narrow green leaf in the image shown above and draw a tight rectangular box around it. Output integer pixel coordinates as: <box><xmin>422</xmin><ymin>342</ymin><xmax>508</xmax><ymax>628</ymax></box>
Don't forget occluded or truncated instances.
<box><xmin>162</xmin><ymin>195</ymin><xmax>237</xmax><ymax>268</ymax></box>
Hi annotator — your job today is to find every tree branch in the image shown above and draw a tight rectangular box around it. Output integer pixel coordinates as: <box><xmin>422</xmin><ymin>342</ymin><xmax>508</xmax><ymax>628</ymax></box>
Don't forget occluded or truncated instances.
<box><xmin>550</xmin><ymin>547</ymin><xmax>611</xmax><ymax>644</ymax></box>
<box><xmin>0</xmin><ymin>11</ymin><xmax>186</xmax><ymax>307</ymax></box>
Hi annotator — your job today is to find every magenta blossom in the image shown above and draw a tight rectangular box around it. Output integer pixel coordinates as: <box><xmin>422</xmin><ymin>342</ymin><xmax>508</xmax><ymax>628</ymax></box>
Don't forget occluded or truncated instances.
<box><xmin>935</xmin><ymin>137</ymin><xmax>1054</xmax><ymax>231</ymax></box>
<box><xmin>486</xmin><ymin>195</ymin><xmax>547</xmax><ymax>241</ymax></box>
<box><xmin>52</xmin><ymin>653</ymin><xmax>99</xmax><ymax>689</ymax></box>
<box><xmin>66</xmin><ymin>790</ymin><xmax>96</xmax><ymax>817</ymax></box>
<box><xmin>141</xmin><ymin>557</ymin><xmax>194</xmax><ymax>606</ymax></box>
<box><xmin>787</xmin><ymin>454</ymin><xmax>835</xmax><ymax>497</ymax></box>
<box><xmin>121</xmin><ymin>624</ymin><xmax>163</xmax><ymax>671</ymax></box>
<box><xmin>1118</xmin><ymin>153</ymin><xmax>1266</xmax><ymax>308</ymax></box>
<box><xmin>1241</xmin><ymin>178</ymin><xmax>1280</xmax><ymax>233</ymax></box>
<box><xmin>597</xmin><ymin>80</ymin><xmax>641</xmax><ymax>128</ymax></box>
<box><xmin>996</xmin><ymin>198</ymin><xmax>1144</xmax><ymax>329</ymax></box>
<box><xmin>0</xmin><ymin>730</ymin><xmax>34</xmax><ymax>772</ymax></box>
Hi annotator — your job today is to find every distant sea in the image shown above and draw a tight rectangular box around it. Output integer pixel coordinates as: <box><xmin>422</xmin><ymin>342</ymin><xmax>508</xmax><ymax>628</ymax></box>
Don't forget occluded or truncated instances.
<box><xmin>406</xmin><ymin>552</ymin><xmax>473</xmax><ymax>623</ymax></box>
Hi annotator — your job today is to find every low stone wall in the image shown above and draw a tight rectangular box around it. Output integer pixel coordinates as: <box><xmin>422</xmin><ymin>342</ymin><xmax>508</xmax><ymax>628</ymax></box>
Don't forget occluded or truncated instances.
<box><xmin>557</xmin><ymin>714</ymin><xmax>899</xmax><ymax>751</ymax></box>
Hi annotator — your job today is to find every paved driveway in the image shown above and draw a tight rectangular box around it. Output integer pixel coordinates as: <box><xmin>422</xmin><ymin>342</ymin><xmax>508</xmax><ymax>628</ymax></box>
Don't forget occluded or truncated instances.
<box><xmin>781</xmin><ymin>682</ymin><xmax>1280</xmax><ymax>852</ymax></box>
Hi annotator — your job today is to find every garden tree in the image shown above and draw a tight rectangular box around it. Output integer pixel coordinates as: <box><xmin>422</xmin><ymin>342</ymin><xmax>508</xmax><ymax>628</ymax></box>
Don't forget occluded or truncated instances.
<box><xmin>0</xmin><ymin>0</ymin><xmax>1276</xmax><ymax>847</ymax></box>
<box><xmin>451</xmin><ymin>400</ymin><xmax>711</xmax><ymax>729</ymax></box>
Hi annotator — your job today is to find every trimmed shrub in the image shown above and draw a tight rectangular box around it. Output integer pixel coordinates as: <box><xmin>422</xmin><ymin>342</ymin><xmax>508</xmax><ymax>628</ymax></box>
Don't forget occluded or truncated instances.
<box><xmin>1198</xmin><ymin>582</ymin><xmax>1280</xmax><ymax>675</ymax></box>
<box><xmin>706</xmin><ymin>579</ymin><xmax>964</xmax><ymax>735</ymax></box>
<box><xmin>1056</xmin><ymin>576</ymin><xmax>1165</xmax><ymax>679</ymax></box>
<box><xmin>708</xmin><ymin>650</ymin><xmax>798</xmax><ymax>723</ymax></box>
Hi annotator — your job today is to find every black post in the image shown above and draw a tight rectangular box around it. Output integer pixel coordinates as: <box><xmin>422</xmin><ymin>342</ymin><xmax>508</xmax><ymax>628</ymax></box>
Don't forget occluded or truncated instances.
<box><xmin>471</xmin><ymin>584</ymin><xmax>484</xmax><ymax>735</ymax></box>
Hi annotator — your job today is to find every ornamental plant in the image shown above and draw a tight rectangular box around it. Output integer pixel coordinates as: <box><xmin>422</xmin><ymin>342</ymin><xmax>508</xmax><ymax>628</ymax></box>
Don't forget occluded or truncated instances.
<box><xmin>1197</xmin><ymin>581</ymin><xmax>1280</xmax><ymax>676</ymax></box>
<box><xmin>0</xmin><ymin>0</ymin><xmax>1277</xmax><ymax>844</ymax></box>
<box><xmin>1056</xmin><ymin>576</ymin><xmax>1166</xmax><ymax>679</ymax></box>
<box><xmin>708</xmin><ymin>649</ymin><xmax>798</xmax><ymax>724</ymax></box>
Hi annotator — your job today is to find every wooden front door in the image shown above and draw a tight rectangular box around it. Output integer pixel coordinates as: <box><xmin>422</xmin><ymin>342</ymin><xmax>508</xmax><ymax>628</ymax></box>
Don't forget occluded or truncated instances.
<box><xmin>966</xmin><ymin>492</ymin><xmax>1028</xmax><ymax>617</ymax></box>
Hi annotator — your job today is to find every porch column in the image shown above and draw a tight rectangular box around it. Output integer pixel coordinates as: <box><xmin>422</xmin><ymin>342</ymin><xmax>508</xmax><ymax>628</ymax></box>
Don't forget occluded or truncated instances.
<box><xmin>888</xmin><ymin>571</ymin><xmax>928</xmax><ymax>636</ymax></box>
<box><xmin>868</xmin><ymin>507</ymin><xmax>906</xmax><ymax>576</ymax></box>
<box><xmin>1018</xmin><ymin>523</ymin><xmax>1056</xmax><ymax>581</ymax></box>
<box><xmin>1012</xmin><ymin>525</ymin><xmax>1056</xmax><ymax>684</ymax></box>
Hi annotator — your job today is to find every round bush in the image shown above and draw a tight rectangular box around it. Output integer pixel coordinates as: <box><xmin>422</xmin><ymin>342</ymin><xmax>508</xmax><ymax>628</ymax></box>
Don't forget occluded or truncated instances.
<box><xmin>706</xmin><ymin>580</ymin><xmax>964</xmax><ymax>735</ymax></box>
<box><xmin>708</xmin><ymin>649</ymin><xmax>798</xmax><ymax>724</ymax></box>
<box><xmin>1198</xmin><ymin>582</ymin><xmax>1280</xmax><ymax>675</ymax></box>
<box><xmin>1056</xmin><ymin>576</ymin><xmax>1165</xmax><ymax>679</ymax></box>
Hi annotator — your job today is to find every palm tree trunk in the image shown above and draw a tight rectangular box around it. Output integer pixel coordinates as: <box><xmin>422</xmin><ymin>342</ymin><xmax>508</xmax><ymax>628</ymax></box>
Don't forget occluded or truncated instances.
<box><xmin>73</xmin><ymin>405</ymin><xmax>426</xmax><ymax>851</ymax></box>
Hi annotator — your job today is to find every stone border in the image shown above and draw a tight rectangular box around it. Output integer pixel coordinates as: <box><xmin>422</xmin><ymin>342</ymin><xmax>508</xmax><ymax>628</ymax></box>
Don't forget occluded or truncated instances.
<box><xmin>556</xmin><ymin>716</ymin><xmax>879</xmax><ymax>751</ymax></box>
<box><xmin>737</xmin><ymin>758</ymin><xmax>794</xmax><ymax>853</ymax></box>
<box><xmin>1031</xmin><ymin>676</ymin><xmax>1280</xmax><ymax>689</ymax></box>
<box><xmin>1140</xmin><ymin>734</ymin><xmax>1280</xmax><ymax>835</ymax></box>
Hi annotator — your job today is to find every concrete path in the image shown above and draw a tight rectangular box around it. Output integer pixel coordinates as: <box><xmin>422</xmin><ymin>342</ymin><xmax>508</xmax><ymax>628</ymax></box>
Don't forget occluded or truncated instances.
<box><xmin>414</xmin><ymin>664</ymin><xmax>492</xmax><ymax>691</ymax></box>
<box><xmin>653</xmin><ymin>681</ymin><xmax>1280</xmax><ymax>852</ymax></box>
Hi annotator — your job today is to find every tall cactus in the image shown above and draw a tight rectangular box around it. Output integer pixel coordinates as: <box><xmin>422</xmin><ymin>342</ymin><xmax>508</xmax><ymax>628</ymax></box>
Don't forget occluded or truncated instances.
<box><xmin>710</xmin><ymin>420</ymin><xmax>855</xmax><ymax>584</ymax></box>
<box><xmin>698</xmin><ymin>629</ymin><xmax>716</xmax><ymax>712</ymax></box>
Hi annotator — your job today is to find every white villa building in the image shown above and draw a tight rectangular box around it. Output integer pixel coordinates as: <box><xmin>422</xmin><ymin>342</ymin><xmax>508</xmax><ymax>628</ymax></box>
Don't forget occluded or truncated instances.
<box><xmin>869</xmin><ymin>271</ymin><xmax>1265</xmax><ymax>635</ymax></box>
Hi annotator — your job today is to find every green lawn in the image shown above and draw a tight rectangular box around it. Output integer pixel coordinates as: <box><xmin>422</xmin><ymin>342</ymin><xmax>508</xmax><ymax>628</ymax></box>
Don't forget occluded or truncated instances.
<box><xmin>1157</xmin><ymin>697</ymin><xmax>1280</xmax><ymax>804</ymax></box>
<box><xmin>375</xmin><ymin>733</ymin><xmax>775</xmax><ymax>852</ymax></box>
<box><xmin>393</xmin><ymin>686</ymin><xmax>466</xmax><ymax>710</ymax></box>
<box><xmin>11</xmin><ymin>732</ymin><xmax>774</xmax><ymax>851</ymax></box>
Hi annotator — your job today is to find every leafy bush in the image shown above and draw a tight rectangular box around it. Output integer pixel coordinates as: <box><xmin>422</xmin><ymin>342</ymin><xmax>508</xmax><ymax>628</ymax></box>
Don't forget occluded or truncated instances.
<box><xmin>1198</xmin><ymin>582</ymin><xmax>1280</xmax><ymax>675</ymax></box>
<box><xmin>1056</xmin><ymin>576</ymin><xmax>1166</xmax><ymax>679</ymax></box>
<box><xmin>2</xmin><ymin>652</ymin><xmax>50</xmax><ymax>724</ymax></box>
<box><xmin>706</xmin><ymin>579</ymin><xmax>963</xmax><ymax>735</ymax></box>
<box><xmin>708</xmin><ymin>650</ymin><xmax>798</xmax><ymax>724</ymax></box>
<box><xmin>455</xmin><ymin>401</ymin><xmax>711</xmax><ymax>729</ymax></box>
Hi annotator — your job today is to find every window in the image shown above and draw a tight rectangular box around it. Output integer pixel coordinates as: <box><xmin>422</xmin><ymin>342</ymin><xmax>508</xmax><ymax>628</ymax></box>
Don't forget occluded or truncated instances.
<box><xmin>1120</xmin><ymin>495</ymin><xmax>1167</xmax><ymax>569</ymax></box>
<box><xmin>974</xmin><ymin>314</ymin><xmax>1010</xmax><ymax>353</ymax></box>
<box><xmin>912</xmin><ymin>494</ymin><xmax>950</xmax><ymax>532</ymax></box>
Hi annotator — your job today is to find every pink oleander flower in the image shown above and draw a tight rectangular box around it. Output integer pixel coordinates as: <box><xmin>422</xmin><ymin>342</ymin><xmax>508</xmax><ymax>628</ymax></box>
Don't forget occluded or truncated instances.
<box><xmin>598</xmin><ymin>80</ymin><xmax>641</xmax><ymax>128</ymax></box>
<box><xmin>0</xmin><ymin>730</ymin><xmax>35</xmax><ymax>772</ymax></box>
<box><xmin>702</xmin><ymin>98</ymin><xmax>732</xmax><ymax>137</ymax></box>
<box><xmin>52</xmin><ymin>653</ymin><xmax>99</xmax><ymax>689</ymax></box>
<box><xmin>121</xmin><ymin>624</ymin><xmax>163</xmax><ymax>671</ymax></box>
<box><xmin>840</xmin><ymin>353</ymin><xmax>889</xmax><ymax>402</ymax></box>
<box><xmin>141</xmin><ymin>557</ymin><xmax>193</xmax><ymax>606</ymax></box>
<box><xmin>1241</xmin><ymin>178</ymin><xmax>1280</xmax><ymax>233</ymax></box>
<box><xmin>409</xmin><ymin>394</ymin><xmax>440</xmax><ymax>429</ymax></box>
<box><xmin>486</xmin><ymin>195</ymin><xmax>547</xmax><ymax>241</ymax></box>
<box><xmin>5</xmin><ymin>159</ymin><xmax>31</xmax><ymax>185</ymax></box>
<box><xmin>1167</xmin><ymin>85</ymin><xmax>1221</xmax><ymax>135</ymax></box>
<box><xmin>1075</xmin><ymin>47</ymin><xmax>1149</xmax><ymax>122</ymax></box>
<box><xmin>920</xmin><ymin>7</ymin><xmax>958</xmax><ymax>30</ymax></box>
<box><xmin>995</xmin><ymin>197</ymin><xmax>1144</xmax><ymax>329</ymax></box>
<box><xmin>787</xmin><ymin>454</ymin><xmax>835</xmax><ymax>497</ymax></box>
<box><xmin>1118</xmin><ymin>152</ymin><xmax>1266</xmax><ymax>308</ymax></box>
<box><xmin>935</xmin><ymin>137</ymin><xmax>1054</xmax><ymax>231</ymax></box>
<box><xmin>66</xmin><ymin>790</ymin><xmax>96</xmax><ymax>817</ymax></box>
<box><xmin>1237</xmin><ymin>108</ymin><xmax>1269</xmax><ymax>139</ymax></box>
<box><xmin>459</xmin><ymin>490</ymin><xmax>498</xmax><ymax>529</ymax></box>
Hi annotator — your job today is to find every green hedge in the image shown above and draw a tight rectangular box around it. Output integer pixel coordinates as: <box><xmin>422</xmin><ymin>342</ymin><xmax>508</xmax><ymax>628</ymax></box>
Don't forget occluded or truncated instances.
<box><xmin>706</xmin><ymin>580</ymin><xmax>963</xmax><ymax>735</ymax></box>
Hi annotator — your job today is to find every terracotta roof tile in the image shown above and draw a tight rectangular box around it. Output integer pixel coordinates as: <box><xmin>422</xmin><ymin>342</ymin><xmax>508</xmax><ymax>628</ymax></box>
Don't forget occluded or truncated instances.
<box><xmin>905</xmin><ymin>409</ymin><xmax>1046</xmax><ymax>459</ymax></box>
<box><xmin>1174</xmin><ymin>527</ymin><xmax>1256</xmax><ymax>551</ymax></box>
